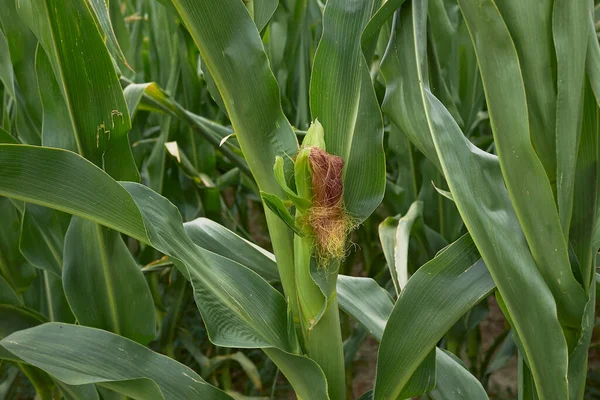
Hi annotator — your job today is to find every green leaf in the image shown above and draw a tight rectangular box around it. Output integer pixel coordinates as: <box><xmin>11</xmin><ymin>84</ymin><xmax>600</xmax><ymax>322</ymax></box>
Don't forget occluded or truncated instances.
<box><xmin>428</xmin><ymin>350</ymin><xmax>489</xmax><ymax>400</ymax></box>
<box><xmin>571</xmin><ymin>81</ymin><xmax>600</xmax><ymax>291</ymax></box>
<box><xmin>261</xmin><ymin>348</ymin><xmax>329</xmax><ymax>400</ymax></box>
<box><xmin>55</xmin><ymin>380</ymin><xmax>100</xmax><ymax>400</ymax></box>
<box><xmin>247</xmin><ymin>0</ymin><xmax>278</xmax><ymax>31</ymax></box>
<box><xmin>34</xmin><ymin>46</ymin><xmax>78</xmax><ymax>152</ymax></box>
<box><xmin>310</xmin><ymin>0</ymin><xmax>385</xmax><ymax>222</ymax></box>
<box><xmin>0</xmin><ymin>275</ymin><xmax>21</xmax><ymax>306</ymax></box>
<box><xmin>458</xmin><ymin>0</ymin><xmax>586</xmax><ymax>328</ymax></box>
<box><xmin>18</xmin><ymin>0</ymin><xmax>138</xmax><ymax>181</ymax></box>
<box><xmin>490</xmin><ymin>1</ymin><xmax>557</xmax><ymax>184</ymax></box>
<box><xmin>378</xmin><ymin>1</ymin><xmax>441</xmax><ymax>169</ymax></box>
<box><xmin>337</xmin><ymin>245</ymin><xmax>490</xmax><ymax>400</ymax></box>
<box><xmin>36</xmin><ymin>270</ymin><xmax>75</xmax><ymax>323</ymax></box>
<box><xmin>0</xmin><ymin>127</ymin><xmax>18</xmax><ymax>144</ymax></box>
<box><xmin>553</xmin><ymin>0</ymin><xmax>591</xmax><ymax>236</ymax></box>
<box><xmin>158</xmin><ymin>1</ymin><xmax>300</xmax><ymax>340</ymax></box>
<box><xmin>0</xmin><ymin>1</ymin><xmax>42</xmax><ymax>145</ymax></box>
<box><xmin>0</xmin><ymin>145</ymin><xmax>147</xmax><ymax>240</ymax></box>
<box><xmin>168</xmin><ymin>0</ymin><xmax>298</xmax><ymax>195</ymax></box>
<box><xmin>0</xmin><ymin>197</ymin><xmax>37</xmax><ymax>291</ymax></box>
<box><xmin>0</xmin><ymin>27</ymin><xmax>15</xmax><ymax>98</ymax></box>
<box><xmin>183</xmin><ymin>218</ymin><xmax>280</xmax><ymax>283</ymax></box>
<box><xmin>0</xmin><ymin>323</ymin><xmax>232</xmax><ymax>399</ymax></box>
<box><xmin>0</xmin><ymin>144</ymin><xmax>328</xmax><ymax>398</ymax></box>
<box><xmin>374</xmin><ymin>234</ymin><xmax>493</xmax><ymax>399</ymax></box>
<box><xmin>0</xmin><ymin>304</ymin><xmax>46</xmax><ymax>340</ymax></box>
<box><xmin>337</xmin><ymin>275</ymin><xmax>392</xmax><ymax>341</ymax></box>
<box><xmin>381</xmin><ymin>2</ymin><xmax>576</xmax><ymax>397</ymax></box>
<box><xmin>86</xmin><ymin>0</ymin><xmax>132</xmax><ymax>72</ymax></box>
<box><xmin>260</xmin><ymin>191</ymin><xmax>304</xmax><ymax>236</ymax></box>
<box><xmin>0</xmin><ymin>303</ymin><xmax>46</xmax><ymax>362</ymax></box>
<box><xmin>587</xmin><ymin>18</ymin><xmax>600</xmax><ymax>103</ymax></box>
<box><xmin>63</xmin><ymin>217</ymin><xmax>156</xmax><ymax>344</ymax></box>
<box><xmin>19</xmin><ymin>204</ymin><xmax>70</xmax><ymax>276</ymax></box>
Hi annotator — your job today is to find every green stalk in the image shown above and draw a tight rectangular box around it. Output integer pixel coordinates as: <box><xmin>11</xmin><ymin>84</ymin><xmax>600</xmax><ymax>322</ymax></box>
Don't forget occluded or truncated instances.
<box><xmin>294</xmin><ymin>234</ymin><xmax>345</xmax><ymax>400</ymax></box>
<box><xmin>304</xmin><ymin>291</ymin><xmax>345</xmax><ymax>400</ymax></box>
<box><xmin>264</xmin><ymin>210</ymin><xmax>300</xmax><ymax>330</ymax></box>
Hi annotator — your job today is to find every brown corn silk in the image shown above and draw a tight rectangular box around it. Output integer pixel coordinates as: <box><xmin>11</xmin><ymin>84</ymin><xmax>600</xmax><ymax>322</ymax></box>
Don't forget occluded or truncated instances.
<box><xmin>307</xmin><ymin>147</ymin><xmax>352</xmax><ymax>263</ymax></box>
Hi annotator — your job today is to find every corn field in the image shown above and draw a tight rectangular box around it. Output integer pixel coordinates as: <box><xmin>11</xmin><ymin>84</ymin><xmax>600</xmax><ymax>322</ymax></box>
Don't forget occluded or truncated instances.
<box><xmin>0</xmin><ymin>0</ymin><xmax>599</xmax><ymax>399</ymax></box>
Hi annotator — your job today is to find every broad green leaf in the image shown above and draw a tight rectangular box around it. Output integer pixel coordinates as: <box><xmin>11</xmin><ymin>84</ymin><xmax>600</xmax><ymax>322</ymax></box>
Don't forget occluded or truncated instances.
<box><xmin>381</xmin><ymin>3</ymin><xmax>573</xmax><ymax>397</ymax></box>
<box><xmin>566</xmin><ymin>287</ymin><xmax>596</xmax><ymax>399</ymax></box>
<box><xmin>0</xmin><ymin>303</ymin><xmax>46</xmax><ymax>361</ymax></box>
<box><xmin>278</xmin><ymin>0</ymin><xmax>317</xmax><ymax>130</ymax></box>
<box><xmin>374</xmin><ymin>234</ymin><xmax>493</xmax><ymax>399</ymax></box>
<box><xmin>337</xmin><ymin>251</ymin><xmax>489</xmax><ymax>400</ymax></box>
<box><xmin>123</xmin><ymin>182</ymin><xmax>291</xmax><ymax>349</ymax></box>
<box><xmin>0</xmin><ymin>197</ymin><xmax>36</xmax><ymax>291</ymax></box>
<box><xmin>168</xmin><ymin>0</ymin><xmax>298</xmax><ymax>195</ymax></box>
<box><xmin>0</xmin><ymin>145</ymin><xmax>147</xmax><ymax>240</ymax></box>
<box><xmin>0</xmin><ymin>127</ymin><xmax>18</xmax><ymax>144</ymax></box>
<box><xmin>0</xmin><ymin>323</ymin><xmax>232</xmax><ymax>399</ymax></box>
<box><xmin>247</xmin><ymin>0</ymin><xmax>278</xmax><ymax>31</ymax></box>
<box><xmin>310</xmin><ymin>0</ymin><xmax>385</xmax><ymax>222</ymax></box>
<box><xmin>0</xmin><ymin>275</ymin><xmax>20</xmax><ymax>306</ymax></box>
<box><xmin>425</xmin><ymin>3</ymin><xmax>464</xmax><ymax>128</ymax></box>
<box><xmin>34</xmin><ymin>46</ymin><xmax>77</xmax><ymax>152</ymax></box>
<box><xmin>338</xmin><ymin>277</ymin><xmax>434</xmax><ymax>400</ymax></box>
<box><xmin>19</xmin><ymin>204</ymin><xmax>70</xmax><ymax>276</ymax></box>
<box><xmin>377</xmin><ymin>1</ymin><xmax>441</xmax><ymax>169</ymax></box>
<box><xmin>0</xmin><ymin>28</ymin><xmax>15</xmax><ymax>98</ymax></box>
<box><xmin>427</xmin><ymin>350</ymin><xmax>488</xmax><ymax>400</ymax></box>
<box><xmin>337</xmin><ymin>275</ymin><xmax>393</xmax><ymax>341</ymax></box>
<box><xmin>553</xmin><ymin>0</ymin><xmax>591</xmax><ymax>236</ymax></box>
<box><xmin>262</xmin><ymin>348</ymin><xmax>329</xmax><ymax>400</ymax></box>
<box><xmin>183</xmin><ymin>218</ymin><xmax>279</xmax><ymax>283</ymax></box>
<box><xmin>18</xmin><ymin>0</ymin><xmax>138</xmax><ymax>181</ymax></box>
<box><xmin>587</xmin><ymin>18</ymin><xmax>600</xmax><ymax>103</ymax></box>
<box><xmin>0</xmin><ymin>1</ymin><xmax>42</xmax><ymax>145</ymax></box>
<box><xmin>458</xmin><ymin>0</ymin><xmax>586</xmax><ymax>328</ymax></box>
<box><xmin>0</xmin><ymin>304</ymin><xmax>46</xmax><ymax>340</ymax></box>
<box><xmin>487</xmin><ymin>0</ymin><xmax>556</xmax><ymax>184</ymax></box>
<box><xmin>571</xmin><ymin>81</ymin><xmax>600</xmax><ymax>291</ymax></box>
<box><xmin>36</xmin><ymin>270</ymin><xmax>75</xmax><ymax>323</ymax></box>
<box><xmin>55</xmin><ymin>380</ymin><xmax>100</xmax><ymax>400</ymax></box>
<box><xmin>86</xmin><ymin>0</ymin><xmax>132</xmax><ymax>72</ymax></box>
<box><xmin>0</xmin><ymin>144</ymin><xmax>328</xmax><ymax>398</ymax></box>
<box><xmin>361</xmin><ymin>0</ymin><xmax>407</xmax><ymax>58</ymax></box>
<box><xmin>63</xmin><ymin>217</ymin><xmax>156</xmax><ymax>344</ymax></box>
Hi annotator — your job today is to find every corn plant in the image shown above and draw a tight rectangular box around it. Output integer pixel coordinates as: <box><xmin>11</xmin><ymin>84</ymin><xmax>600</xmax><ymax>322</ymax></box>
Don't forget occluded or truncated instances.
<box><xmin>0</xmin><ymin>0</ymin><xmax>599</xmax><ymax>399</ymax></box>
